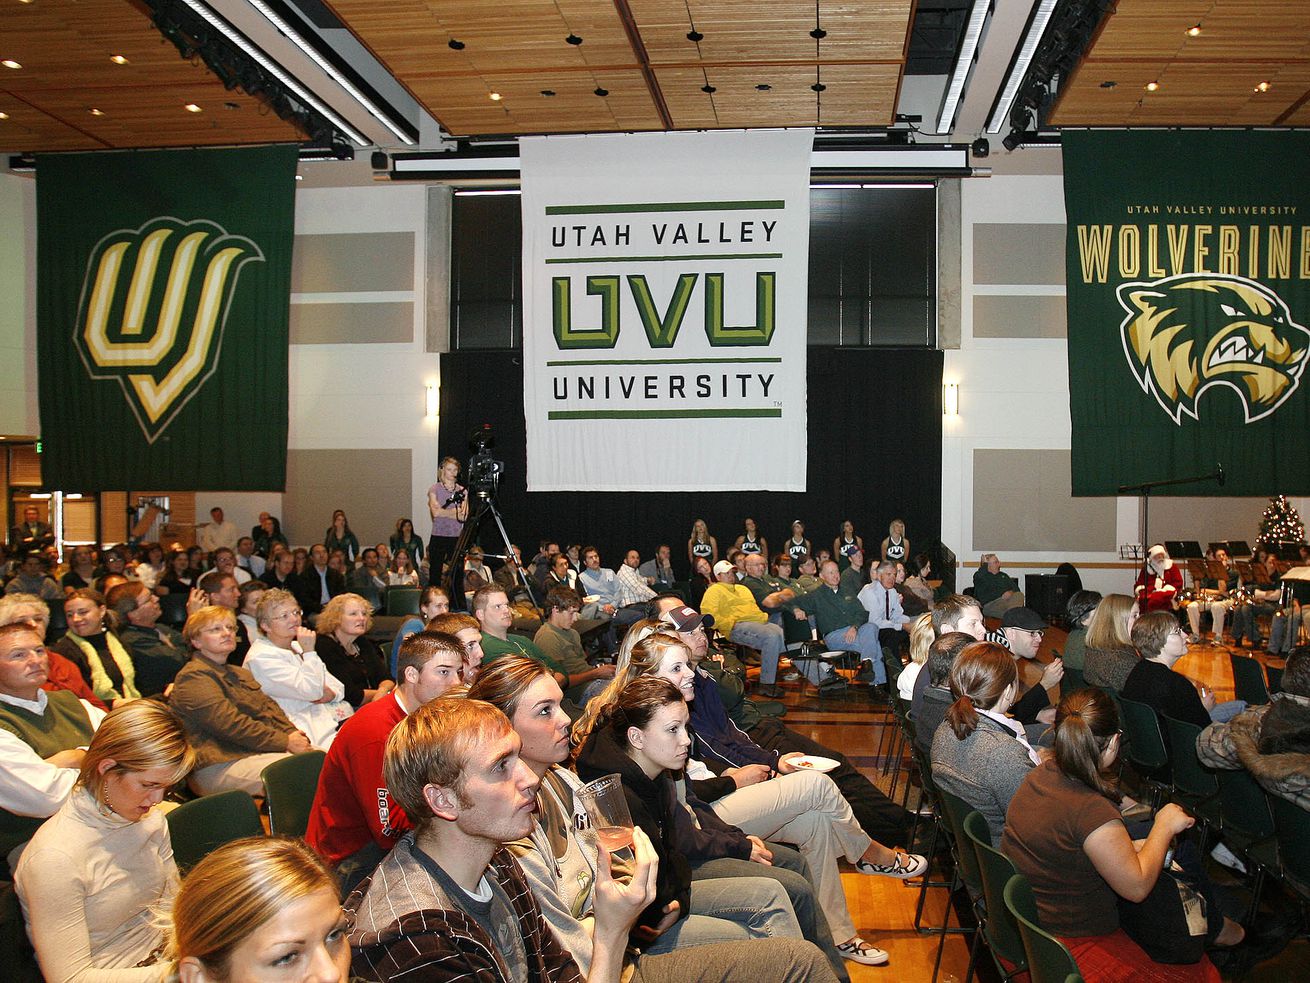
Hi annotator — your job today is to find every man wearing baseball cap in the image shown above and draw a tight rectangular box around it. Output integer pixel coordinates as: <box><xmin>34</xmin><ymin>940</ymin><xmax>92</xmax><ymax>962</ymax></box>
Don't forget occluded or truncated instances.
<box><xmin>700</xmin><ymin>560</ymin><xmax>788</xmax><ymax>696</ymax></box>
<box><xmin>992</xmin><ymin>606</ymin><xmax>1064</xmax><ymax>727</ymax></box>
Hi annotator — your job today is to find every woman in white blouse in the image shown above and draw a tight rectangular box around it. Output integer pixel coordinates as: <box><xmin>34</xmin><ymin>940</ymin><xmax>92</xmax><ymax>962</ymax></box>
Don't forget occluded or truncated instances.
<box><xmin>15</xmin><ymin>700</ymin><xmax>195</xmax><ymax>982</ymax></box>
<box><xmin>243</xmin><ymin>588</ymin><xmax>349</xmax><ymax>750</ymax></box>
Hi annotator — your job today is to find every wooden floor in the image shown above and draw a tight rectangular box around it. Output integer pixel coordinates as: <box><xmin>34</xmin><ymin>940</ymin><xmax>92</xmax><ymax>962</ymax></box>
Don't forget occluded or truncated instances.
<box><xmin>760</xmin><ymin>627</ymin><xmax>1306</xmax><ymax>982</ymax></box>
<box><xmin>761</xmin><ymin>686</ymin><xmax>970</xmax><ymax>982</ymax></box>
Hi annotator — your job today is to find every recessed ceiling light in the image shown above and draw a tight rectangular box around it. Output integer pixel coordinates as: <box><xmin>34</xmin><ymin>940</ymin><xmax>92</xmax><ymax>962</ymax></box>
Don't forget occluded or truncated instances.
<box><xmin>1255</xmin><ymin>81</ymin><xmax>1271</xmax><ymax>92</ymax></box>
<box><xmin>0</xmin><ymin>112</ymin><xmax>8</xmax><ymax>120</ymax></box>
<box><xmin>755</xmin><ymin>83</ymin><xmax>771</xmax><ymax>92</ymax></box>
<box><xmin>224</xmin><ymin>101</ymin><xmax>239</xmax><ymax>110</ymax></box>
<box><xmin>110</xmin><ymin>54</ymin><xmax>129</xmax><ymax>65</ymax></box>
<box><xmin>448</xmin><ymin>39</ymin><xmax>465</xmax><ymax>51</ymax></box>
<box><xmin>1186</xmin><ymin>24</ymin><xmax>1201</xmax><ymax>37</ymax></box>
<box><xmin>594</xmin><ymin>87</ymin><xmax>609</xmax><ymax>97</ymax></box>
<box><xmin>1144</xmin><ymin>80</ymin><xmax>1160</xmax><ymax>92</ymax></box>
<box><xmin>811</xmin><ymin>82</ymin><xmax>826</xmax><ymax>93</ymax></box>
<box><xmin>1100</xmin><ymin>80</ymin><xmax>1117</xmax><ymax>88</ymax></box>
<box><xmin>686</xmin><ymin>30</ymin><xmax>703</xmax><ymax>43</ymax></box>
<box><xmin>489</xmin><ymin>92</ymin><xmax>502</xmax><ymax>101</ymax></box>
<box><xmin>701</xmin><ymin>84</ymin><xmax>715</xmax><ymax>94</ymax></box>
<box><xmin>1</xmin><ymin>60</ymin><xmax>21</xmax><ymax>70</ymax></box>
<box><xmin>540</xmin><ymin>89</ymin><xmax>555</xmax><ymax>97</ymax></box>
<box><xmin>565</xmin><ymin>34</ymin><xmax>583</xmax><ymax>46</ymax></box>
<box><xmin>295</xmin><ymin>174</ymin><xmax>303</xmax><ymax>181</ymax></box>
<box><xmin>89</xmin><ymin>108</ymin><xmax>104</xmax><ymax>116</ymax></box>
<box><xmin>184</xmin><ymin>103</ymin><xmax>203</xmax><ymax>113</ymax></box>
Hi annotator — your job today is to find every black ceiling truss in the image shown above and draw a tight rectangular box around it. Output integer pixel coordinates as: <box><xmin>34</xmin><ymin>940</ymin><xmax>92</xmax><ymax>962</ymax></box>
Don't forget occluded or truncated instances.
<box><xmin>144</xmin><ymin>0</ymin><xmax>355</xmax><ymax>155</ymax></box>
<box><xmin>1001</xmin><ymin>0</ymin><xmax>1114</xmax><ymax>148</ymax></box>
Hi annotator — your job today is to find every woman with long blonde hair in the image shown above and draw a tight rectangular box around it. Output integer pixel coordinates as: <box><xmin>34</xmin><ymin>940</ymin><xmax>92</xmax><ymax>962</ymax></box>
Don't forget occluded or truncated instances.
<box><xmin>16</xmin><ymin>701</ymin><xmax>195</xmax><ymax>981</ymax></box>
<box><xmin>1083</xmin><ymin>593</ymin><xmax>1141</xmax><ymax>691</ymax></box>
<box><xmin>896</xmin><ymin>613</ymin><xmax>935</xmax><ymax>701</ymax></box>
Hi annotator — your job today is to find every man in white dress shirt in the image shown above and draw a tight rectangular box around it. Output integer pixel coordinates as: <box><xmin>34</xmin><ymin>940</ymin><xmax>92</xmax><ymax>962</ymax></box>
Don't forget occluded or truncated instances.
<box><xmin>858</xmin><ymin>562</ymin><xmax>913</xmax><ymax>660</ymax></box>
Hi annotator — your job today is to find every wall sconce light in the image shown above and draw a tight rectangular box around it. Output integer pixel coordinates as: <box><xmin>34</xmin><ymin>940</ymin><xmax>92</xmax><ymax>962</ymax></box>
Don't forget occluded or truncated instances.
<box><xmin>943</xmin><ymin>382</ymin><xmax>959</xmax><ymax>417</ymax></box>
<box><xmin>425</xmin><ymin>383</ymin><xmax>438</xmax><ymax>419</ymax></box>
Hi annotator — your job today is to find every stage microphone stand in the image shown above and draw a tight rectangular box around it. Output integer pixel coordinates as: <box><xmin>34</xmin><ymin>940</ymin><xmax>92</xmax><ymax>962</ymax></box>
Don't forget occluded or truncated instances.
<box><xmin>1117</xmin><ymin>464</ymin><xmax>1225</xmax><ymax>589</ymax></box>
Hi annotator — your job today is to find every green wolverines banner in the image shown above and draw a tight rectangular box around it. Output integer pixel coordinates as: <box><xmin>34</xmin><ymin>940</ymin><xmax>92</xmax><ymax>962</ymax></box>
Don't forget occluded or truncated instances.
<box><xmin>1063</xmin><ymin>130</ymin><xmax>1310</xmax><ymax>496</ymax></box>
<box><xmin>37</xmin><ymin>145</ymin><xmax>296</xmax><ymax>490</ymax></box>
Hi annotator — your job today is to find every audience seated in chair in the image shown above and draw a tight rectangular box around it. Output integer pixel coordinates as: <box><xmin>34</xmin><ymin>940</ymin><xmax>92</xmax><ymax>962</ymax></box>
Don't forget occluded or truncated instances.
<box><xmin>314</xmin><ymin>593</ymin><xmax>394</xmax><ymax>711</ymax></box>
<box><xmin>652</xmin><ymin>599</ymin><xmax>914</xmax><ymax>851</ymax></box>
<box><xmin>15</xmin><ymin>700</ymin><xmax>194</xmax><ymax>982</ymax></box>
<box><xmin>1123</xmin><ymin>611</ymin><xmax>1245</xmax><ymax>729</ymax></box>
<box><xmin>346</xmin><ymin>698</ymin><xmax>693</xmax><ymax>983</ymax></box>
<box><xmin>348</xmin><ymin>547</ymin><xmax>388</xmax><ymax>612</ymax></box>
<box><xmin>702</xmin><ymin>559</ymin><xmax>791</xmax><ymax>692</ymax></box>
<box><xmin>912</xmin><ymin>631</ymin><xmax>974</xmax><ymax>756</ymax></box>
<box><xmin>990</xmin><ymin>606</ymin><xmax>1063</xmax><ymax>728</ymax></box>
<box><xmin>470</xmin><ymin>655</ymin><xmax>849</xmax><ymax>982</ymax></box>
<box><xmin>0</xmin><ymin>622</ymin><xmax>107</xmax><ymax>872</ymax></box>
<box><xmin>389</xmin><ymin>584</ymin><xmax>449</xmax><ymax>677</ymax></box>
<box><xmin>51</xmin><ymin>588</ymin><xmax>141</xmax><ymax>706</ymax></box>
<box><xmin>575</xmin><ymin>627</ymin><xmax>925</xmax><ymax>969</ymax></box>
<box><xmin>108</xmin><ymin>581</ymin><xmax>190</xmax><ymax>697</ymax></box>
<box><xmin>1001</xmin><ymin>688</ymin><xmax>1242</xmax><ymax>983</ymax></box>
<box><xmin>290</xmin><ymin>544</ymin><xmax>346</xmax><ymax>621</ymax></box>
<box><xmin>1083</xmin><ymin>593</ymin><xmax>1142</xmax><ymax>692</ymax></box>
<box><xmin>791</xmin><ymin>560</ymin><xmax>887</xmax><ymax>689</ymax></box>
<box><xmin>735</xmin><ymin>552</ymin><xmax>806</xmax><ymax>698</ymax></box>
<box><xmin>196</xmin><ymin>570</ymin><xmax>254</xmax><ymax>666</ymax></box>
<box><xmin>307</xmin><ymin>631</ymin><xmax>466</xmax><ymax>894</ymax></box>
<box><xmin>1197</xmin><ymin>647</ymin><xmax>1310</xmax><ymax>811</ymax></box>
<box><xmin>532</xmin><ymin>587</ymin><xmax>615</xmax><ymax>707</ymax></box>
<box><xmin>930</xmin><ymin>642</ymin><xmax>1040</xmax><ymax>845</ymax></box>
<box><xmin>244</xmin><ymin>588</ymin><xmax>348</xmax><ymax>750</ymax></box>
<box><xmin>972</xmin><ymin>553</ymin><xmax>1025</xmax><ymax>618</ymax></box>
<box><xmin>169</xmin><ymin>605</ymin><xmax>309</xmax><ymax>796</ymax></box>
<box><xmin>0</xmin><ymin>593</ymin><xmax>105</xmax><ymax>709</ymax></box>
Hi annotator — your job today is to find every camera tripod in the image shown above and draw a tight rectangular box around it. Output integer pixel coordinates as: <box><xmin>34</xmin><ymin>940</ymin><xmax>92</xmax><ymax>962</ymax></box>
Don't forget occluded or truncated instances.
<box><xmin>442</xmin><ymin>492</ymin><xmax>540</xmax><ymax>613</ymax></box>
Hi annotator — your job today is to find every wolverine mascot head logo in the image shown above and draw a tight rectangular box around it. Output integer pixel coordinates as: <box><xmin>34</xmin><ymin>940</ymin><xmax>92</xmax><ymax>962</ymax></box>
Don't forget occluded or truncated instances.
<box><xmin>1117</xmin><ymin>273</ymin><xmax>1309</xmax><ymax>424</ymax></box>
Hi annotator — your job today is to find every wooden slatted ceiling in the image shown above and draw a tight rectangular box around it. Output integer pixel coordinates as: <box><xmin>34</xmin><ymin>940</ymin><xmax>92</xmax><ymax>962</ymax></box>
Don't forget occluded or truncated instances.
<box><xmin>0</xmin><ymin>0</ymin><xmax>305</xmax><ymax>153</ymax></box>
<box><xmin>324</xmin><ymin>0</ymin><xmax>914</xmax><ymax>136</ymax></box>
<box><xmin>1050</xmin><ymin>0</ymin><xmax>1310</xmax><ymax>127</ymax></box>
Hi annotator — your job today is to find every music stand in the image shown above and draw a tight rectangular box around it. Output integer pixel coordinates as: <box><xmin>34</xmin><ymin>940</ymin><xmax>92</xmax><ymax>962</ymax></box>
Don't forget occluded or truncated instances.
<box><xmin>1225</xmin><ymin>540</ymin><xmax>1252</xmax><ymax>557</ymax></box>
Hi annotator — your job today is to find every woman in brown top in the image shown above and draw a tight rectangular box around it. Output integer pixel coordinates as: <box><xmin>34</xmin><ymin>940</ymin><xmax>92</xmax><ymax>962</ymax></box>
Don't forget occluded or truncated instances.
<box><xmin>1001</xmin><ymin>688</ymin><xmax>1237</xmax><ymax>982</ymax></box>
<box><xmin>169</xmin><ymin>606</ymin><xmax>311</xmax><ymax>796</ymax></box>
<box><xmin>1082</xmin><ymin>593</ymin><xmax>1141</xmax><ymax>691</ymax></box>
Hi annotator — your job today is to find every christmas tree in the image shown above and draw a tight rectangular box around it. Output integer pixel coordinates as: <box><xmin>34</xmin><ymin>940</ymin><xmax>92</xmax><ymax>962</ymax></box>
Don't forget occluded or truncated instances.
<box><xmin>1257</xmin><ymin>495</ymin><xmax>1305</xmax><ymax>548</ymax></box>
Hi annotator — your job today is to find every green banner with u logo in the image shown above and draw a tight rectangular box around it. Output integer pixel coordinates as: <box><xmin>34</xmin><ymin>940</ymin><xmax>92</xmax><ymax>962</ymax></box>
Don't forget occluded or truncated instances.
<box><xmin>37</xmin><ymin>145</ymin><xmax>296</xmax><ymax>490</ymax></box>
<box><xmin>1063</xmin><ymin>130</ymin><xmax>1310</xmax><ymax>496</ymax></box>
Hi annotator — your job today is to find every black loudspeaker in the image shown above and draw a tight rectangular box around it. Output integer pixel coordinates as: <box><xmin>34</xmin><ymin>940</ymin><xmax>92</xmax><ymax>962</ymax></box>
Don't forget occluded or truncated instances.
<box><xmin>1025</xmin><ymin>574</ymin><xmax>1070</xmax><ymax>622</ymax></box>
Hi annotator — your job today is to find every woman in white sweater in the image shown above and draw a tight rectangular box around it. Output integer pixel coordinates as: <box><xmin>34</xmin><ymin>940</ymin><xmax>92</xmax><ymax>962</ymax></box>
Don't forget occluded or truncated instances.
<box><xmin>243</xmin><ymin>588</ymin><xmax>349</xmax><ymax>749</ymax></box>
<box><xmin>16</xmin><ymin>700</ymin><xmax>195</xmax><ymax>982</ymax></box>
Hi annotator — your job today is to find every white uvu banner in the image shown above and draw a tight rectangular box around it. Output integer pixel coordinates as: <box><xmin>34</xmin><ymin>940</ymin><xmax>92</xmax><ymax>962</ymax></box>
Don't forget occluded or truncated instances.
<box><xmin>520</xmin><ymin>129</ymin><xmax>812</xmax><ymax>491</ymax></box>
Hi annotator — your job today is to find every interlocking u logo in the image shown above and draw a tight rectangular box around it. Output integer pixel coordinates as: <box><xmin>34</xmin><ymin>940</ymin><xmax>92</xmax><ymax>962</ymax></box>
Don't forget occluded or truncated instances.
<box><xmin>73</xmin><ymin>216</ymin><xmax>263</xmax><ymax>442</ymax></box>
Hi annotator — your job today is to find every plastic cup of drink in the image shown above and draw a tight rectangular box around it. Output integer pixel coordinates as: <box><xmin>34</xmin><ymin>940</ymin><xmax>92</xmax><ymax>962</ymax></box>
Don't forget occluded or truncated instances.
<box><xmin>577</xmin><ymin>773</ymin><xmax>634</xmax><ymax>856</ymax></box>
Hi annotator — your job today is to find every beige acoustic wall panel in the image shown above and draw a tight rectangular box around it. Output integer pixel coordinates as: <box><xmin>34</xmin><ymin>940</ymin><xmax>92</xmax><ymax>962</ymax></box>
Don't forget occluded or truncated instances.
<box><xmin>973</xmin><ymin>449</ymin><xmax>1116</xmax><ymax>552</ymax></box>
<box><xmin>282</xmin><ymin>449</ymin><xmax>412</xmax><ymax>551</ymax></box>
<box><xmin>972</xmin><ymin>223</ymin><xmax>1066</xmax><ymax>286</ymax></box>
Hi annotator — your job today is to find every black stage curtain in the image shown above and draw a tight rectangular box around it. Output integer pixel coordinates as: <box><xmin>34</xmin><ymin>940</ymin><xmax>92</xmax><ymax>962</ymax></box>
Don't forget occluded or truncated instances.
<box><xmin>437</xmin><ymin>348</ymin><xmax>943</xmax><ymax>578</ymax></box>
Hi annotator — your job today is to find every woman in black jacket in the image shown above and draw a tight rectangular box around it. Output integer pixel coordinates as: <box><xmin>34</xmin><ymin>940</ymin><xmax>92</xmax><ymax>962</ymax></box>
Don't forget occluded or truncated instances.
<box><xmin>574</xmin><ymin>675</ymin><xmax>811</xmax><ymax>956</ymax></box>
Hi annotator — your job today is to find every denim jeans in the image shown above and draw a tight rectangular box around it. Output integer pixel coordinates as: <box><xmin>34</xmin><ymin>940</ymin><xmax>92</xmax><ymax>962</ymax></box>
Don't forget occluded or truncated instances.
<box><xmin>642</xmin><ymin>875</ymin><xmax>802</xmax><ymax>953</ymax></box>
<box><xmin>729</xmin><ymin>620</ymin><xmax>786</xmax><ymax>685</ymax></box>
<box><xmin>820</xmin><ymin>624</ymin><xmax>887</xmax><ymax>685</ymax></box>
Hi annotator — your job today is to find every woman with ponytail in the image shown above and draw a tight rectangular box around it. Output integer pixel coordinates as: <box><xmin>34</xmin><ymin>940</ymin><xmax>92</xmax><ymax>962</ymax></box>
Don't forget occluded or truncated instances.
<box><xmin>1001</xmin><ymin>689</ymin><xmax>1240</xmax><ymax>982</ymax></box>
<box><xmin>930</xmin><ymin>642</ymin><xmax>1039</xmax><ymax>844</ymax></box>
